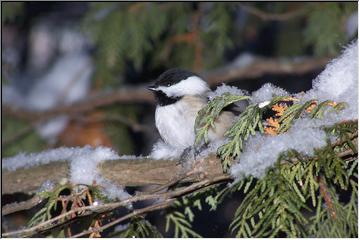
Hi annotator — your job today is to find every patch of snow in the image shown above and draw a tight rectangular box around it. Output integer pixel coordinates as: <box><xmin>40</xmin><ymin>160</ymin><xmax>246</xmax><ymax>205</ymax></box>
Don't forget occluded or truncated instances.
<box><xmin>69</xmin><ymin>146</ymin><xmax>119</xmax><ymax>185</ymax></box>
<box><xmin>2</xmin><ymin>146</ymin><xmax>130</xmax><ymax>200</ymax></box>
<box><xmin>250</xmin><ymin>83</ymin><xmax>289</xmax><ymax>104</ymax></box>
<box><xmin>38</xmin><ymin>180</ymin><xmax>55</xmax><ymax>193</ymax></box>
<box><xmin>3</xmin><ymin>25</ymin><xmax>94</xmax><ymax>143</ymax></box>
<box><xmin>150</xmin><ymin>140</ymin><xmax>183</xmax><ymax>160</ymax></box>
<box><xmin>258</xmin><ymin>100</ymin><xmax>271</xmax><ymax>109</ymax></box>
<box><xmin>208</xmin><ymin>83</ymin><xmax>248</xmax><ymax>100</ymax></box>
<box><xmin>300</xmin><ymin>41</ymin><xmax>358</xmax><ymax>120</ymax></box>
<box><xmin>3</xmin><ymin>146</ymin><xmax>86</xmax><ymax>171</ymax></box>
<box><xmin>96</xmin><ymin>178</ymin><xmax>132</xmax><ymax>201</ymax></box>
<box><xmin>208</xmin><ymin>84</ymin><xmax>249</xmax><ymax>114</ymax></box>
<box><xmin>118</xmin><ymin>155</ymin><xmax>144</xmax><ymax>160</ymax></box>
<box><xmin>231</xmin><ymin>118</ymin><xmax>327</xmax><ymax>178</ymax></box>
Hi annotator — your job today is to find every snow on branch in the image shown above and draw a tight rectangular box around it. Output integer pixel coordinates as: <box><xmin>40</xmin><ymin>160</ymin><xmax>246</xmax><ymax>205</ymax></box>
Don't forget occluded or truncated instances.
<box><xmin>2</xmin><ymin>151</ymin><xmax>224</xmax><ymax>195</ymax></box>
<box><xmin>230</xmin><ymin>41</ymin><xmax>358</xmax><ymax>179</ymax></box>
<box><xmin>2</xmin><ymin>146</ymin><xmax>129</xmax><ymax>200</ymax></box>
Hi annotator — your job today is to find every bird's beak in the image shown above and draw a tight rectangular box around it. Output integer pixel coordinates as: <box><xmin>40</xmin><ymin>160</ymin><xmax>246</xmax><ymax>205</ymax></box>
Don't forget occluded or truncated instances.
<box><xmin>147</xmin><ymin>85</ymin><xmax>157</xmax><ymax>91</ymax></box>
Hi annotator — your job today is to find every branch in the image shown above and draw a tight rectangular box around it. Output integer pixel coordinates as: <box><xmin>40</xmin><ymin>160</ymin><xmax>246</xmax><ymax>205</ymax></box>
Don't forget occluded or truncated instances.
<box><xmin>3</xmin><ymin>56</ymin><xmax>330</xmax><ymax>123</ymax></box>
<box><xmin>203</xmin><ymin>56</ymin><xmax>330</xmax><ymax>86</ymax></box>
<box><xmin>318</xmin><ymin>176</ymin><xmax>337</xmax><ymax>220</ymax></box>
<box><xmin>238</xmin><ymin>3</ymin><xmax>307</xmax><ymax>21</ymax></box>
<box><xmin>3</xmin><ymin>85</ymin><xmax>154</xmax><ymax>122</ymax></box>
<box><xmin>72</xmin><ymin>199</ymin><xmax>176</xmax><ymax>238</ymax></box>
<box><xmin>1</xmin><ymin>195</ymin><xmax>44</xmax><ymax>216</ymax></box>
<box><xmin>2</xmin><ymin>155</ymin><xmax>224</xmax><ymax>195</ymax></box>
<box><xmin>2</xmin><ymin>174</ymin><xmax>230</xmax><ymax>237</ymax></box>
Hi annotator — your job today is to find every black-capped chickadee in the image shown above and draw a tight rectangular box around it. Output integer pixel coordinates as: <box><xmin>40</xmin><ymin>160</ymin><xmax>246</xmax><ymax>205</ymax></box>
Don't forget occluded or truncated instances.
<box><xmin>148</xmin><ymin>68</ymin><xmax>236</xmax><ymax>153</ymax></box>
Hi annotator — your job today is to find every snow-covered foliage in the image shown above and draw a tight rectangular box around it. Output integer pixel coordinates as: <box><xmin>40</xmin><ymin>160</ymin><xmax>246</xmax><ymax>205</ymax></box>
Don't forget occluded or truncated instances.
<box><xmin>151</xmin><ymin>42</ymin><xmax>358</xmax><ymax>180</ymax></box>
<box><xmin>208</xmin><ymin>83</ymin><xmax>248</xmax><ymax>100</ymax></box>
<box><xmin>298</xmin><ymin>41</ymin><xmax>358</xmax><ymax>121</ymax></box>
<box><xmin>2</xmin><ymin>146</ymin><xmax>130</xmax><ymax>200</ymax></box>
<box><xmin>231</xmin><ymin>41</ymin><xmax>358</xmax><ymax>179</ymax></box>
<box><xmin>230</xmin><ymin>119</ymin><xmax>328</xmax><ymax>178</ymax></box>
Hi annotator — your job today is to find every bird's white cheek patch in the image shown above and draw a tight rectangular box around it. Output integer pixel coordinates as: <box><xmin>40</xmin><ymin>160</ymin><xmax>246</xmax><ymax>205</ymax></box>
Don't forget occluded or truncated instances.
<box><xmin>159</xmin><ymin>76</ymin><xmax>210</xmax><ymax>97</ymax></box>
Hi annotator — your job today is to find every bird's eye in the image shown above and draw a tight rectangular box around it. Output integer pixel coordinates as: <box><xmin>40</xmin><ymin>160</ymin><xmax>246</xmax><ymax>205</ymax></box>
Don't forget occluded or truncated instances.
<box><xmin>167</xmin><ymin>84</ymin><xmax>171</xmax><ymax>87</ymax></box>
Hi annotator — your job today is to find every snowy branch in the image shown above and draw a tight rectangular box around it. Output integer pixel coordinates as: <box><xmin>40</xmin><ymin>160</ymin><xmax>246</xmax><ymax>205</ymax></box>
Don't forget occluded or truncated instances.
<box><xmin>2</xmin><ymin>155</ymin><xmax>224</xmax><ymax>195</ymax></box>
<box><xmin>2</xmin><ymin>129</ymin><xmax>357</xmax><ymax>197</ymax></box>
<box><xmin>3</xmin><ymin>128</ymin><xmax>356</xmax><ymax>196</ymax></box>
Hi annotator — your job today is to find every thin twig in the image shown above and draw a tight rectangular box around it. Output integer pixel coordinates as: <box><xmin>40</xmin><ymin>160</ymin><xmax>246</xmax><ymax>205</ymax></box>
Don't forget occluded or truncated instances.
<box><xmin>337</xmin><ymin>149</ymin><xmax>356</xmax><ymax>158</ymax></box>
<box><xmin>146</xmin><ymin>169</ymin><xmax>200</xmax><ymax>194</ymax></box>
<box><xmin>318</xmin><ymin>176</ymin><xmax>337</xmax><ymax>220</ymax></box>
<box><xmin>72</xmin><ymin>199</ymin><xmax>175</xmax><ymax>238</ymax></box>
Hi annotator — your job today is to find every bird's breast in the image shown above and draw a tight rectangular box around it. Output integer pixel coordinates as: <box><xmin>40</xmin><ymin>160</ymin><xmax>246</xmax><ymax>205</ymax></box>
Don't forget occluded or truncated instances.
<box><xmin>155</xmin><ymin>96</ymin><xmax>206</xmax><ymax>149</ymax></box>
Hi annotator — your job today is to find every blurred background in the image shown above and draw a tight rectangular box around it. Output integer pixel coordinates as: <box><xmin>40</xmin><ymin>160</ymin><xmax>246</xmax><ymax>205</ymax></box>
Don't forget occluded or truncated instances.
<box><xmin>1</xmin><ymin>2</ymin><xmax>358</xmax><ymax>237</ymax></box>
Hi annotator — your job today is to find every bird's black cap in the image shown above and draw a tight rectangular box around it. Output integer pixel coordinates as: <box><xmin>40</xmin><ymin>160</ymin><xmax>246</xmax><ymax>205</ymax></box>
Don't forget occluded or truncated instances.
<box><xmin>154</xmin><ymin>68</ymin><xmax>197</xmax><ymax>88</ymax></box>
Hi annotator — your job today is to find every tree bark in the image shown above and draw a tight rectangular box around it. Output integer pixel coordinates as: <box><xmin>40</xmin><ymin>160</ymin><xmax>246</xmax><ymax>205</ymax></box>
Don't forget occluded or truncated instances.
<box><xmin>2</xmin><ymin>155</ymin><xmax>223</xmax><ymax>195</ymax></box>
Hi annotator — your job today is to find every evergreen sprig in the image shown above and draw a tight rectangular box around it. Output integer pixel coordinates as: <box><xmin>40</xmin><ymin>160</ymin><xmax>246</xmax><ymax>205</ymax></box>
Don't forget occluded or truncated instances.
<box><xmin>115</xmin><ymin>217</ymin><xmax>163</xmax><ymax>238</ymax></box>
<box><xmin>309</xmin><ymin>179</ymin><xmax>358</xmax><ymax>237</ymax></box>
<box><xmin>229</xmin><ymin>166</ymin><xmax>310</xmax><ymax>237</ymax></box>
<box><xmin>229</xmin><ymin>122</ymin><xmax>357</xmax><ymax>237</ymax></box>
<box><xmin>217</xmin><ymin>104</ymin><xmax>264</xmax><ymax>171</ymax></box>
<box><xmin>28</xmin><ymin>183</ymin><xmax>73</xmax><ymax>227</ymax></box>
<box><xmin>165</xmin><ymin>203</ymin><xmax>202</xmax><ymax>238</ymax></box>
<box><xmin>194</xmin><ymin>93</ymin><xmax>249</xmax><ymax>145</ymax></box>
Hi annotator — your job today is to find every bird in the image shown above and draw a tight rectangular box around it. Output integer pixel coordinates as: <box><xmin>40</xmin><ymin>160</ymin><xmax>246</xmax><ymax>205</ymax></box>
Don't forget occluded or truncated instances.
<box><xmin>148</xmin><ymin>68</ymin><xmax>238</xmax><ymax>156</ymax></box>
